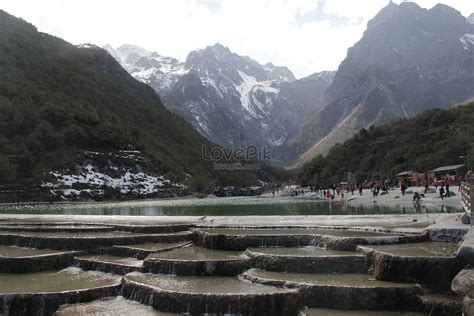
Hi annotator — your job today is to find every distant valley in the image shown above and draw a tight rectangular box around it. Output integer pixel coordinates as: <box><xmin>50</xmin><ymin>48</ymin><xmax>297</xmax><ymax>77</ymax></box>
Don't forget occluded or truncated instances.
<box><xmin>107</xmin><ymin>2</ymin><xmax>474</xmax><ymax>165</ymax></box>
<box><xmin>104</xmin><ymin>44</ymin><xmax>334</xmax><ymax>161</ymax></box>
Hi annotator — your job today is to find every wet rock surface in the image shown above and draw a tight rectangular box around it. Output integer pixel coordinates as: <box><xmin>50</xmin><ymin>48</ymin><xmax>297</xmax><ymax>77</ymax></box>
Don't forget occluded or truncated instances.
<box><xmin>0</xmin><ymin>267</ymin><xmax>121</xmax><ymax>315</ymax></box>
<box><xmin>463</xmin><ymin>296</ymin><xmax>474</xmax><ymax>316</ymax></box>
<box><xmin>0</xmin><ymin>230</ymin><xmax>193</xmax><ymax>250</ymax></box>
<box><xmin>452</xmin><ymin>265</ymin><xmax>474</xmax><ymax>297</ymax></box>
<box><xmin>194</xmin><ymin>227</ymin><xmax>420</xmax><ymax>251</ymax></box>
<box><xmin>303</xmin><ymin>308</ymin><xmax>426</xmax><ymax>315</ymax></box>
<box><xmin>318</xmin><ymin>234</ymin><xmax>426</xmax><ymax>251</ymax></box>
<box><xmin>416</xmin><ymin>294</ymin><xmax>463</xmax><ymax>316</ymax></box>
<box><xmin>243</xmin><ymin>269</ymin><xmax>421</xmax><ymax>310</ymax></box>
<box><xmin>428</xmin><ymin>227</ymin><xmax>468</xmax><ymax>243</ymax></box>
<box><xmin>361</xmin><ymin>242</ymin><xmax>459</xmax><ymax>257</ymax></box>
<box><xmin>75</xmin><ymin>254</ymin><xmax>143</xmax><ymax>275</ymax></box>
<box><xmin>451</xmin><ymin>265</ymin><xmax>474</xmax><ymax>316</ymax></box>
<box><xmin>198</xmin><ymin>228</ymin><xmax>400</xmax><ymax>237</ymax></box>
<box><xmin>0</xmin><ymin>221</ymin><xmax>467</xmax><ymax>315</ymax></box>
<box><xmin>0</xmin><ymin>247</ymin><xmax>81</xmax><ymax>273</ymax></box>
<box><xmin>247</xmin><ymin>247</ymin><xmax>368</xmax><ymax>273</ymax></box>
<box><xmin>195</xmin><ymin>228</ymin><xmax>320</xmax><ymax>250</ymax></box>
<box><xmin>110</xmin><ymin>241</ymin><xmax>192</xmax><ymax>259</ymax></box>
<box><xmin>55</xmin><ymin>296</ymin><xmax>177</xmax><ymax>315</ymax></box>
<box><xmin>143</xmin><ymin>245</ymin><xmax>251</xmax><ymax>275</ymax></box>
<box><xmin>110</xmin><ymin>223</ymin><xmax>194</xmax><ymax>234</ymax></box>
<box><xmin>122</xmin><ymin>271</ymin><xmax>302</xmax><ymax>315</ymax></box>
<box><xmin>359</xmin><ymin>242</ymin><xmax>464</xmax><ymax>291</ymax></box>
<box><xmin>457</xmin><ymin>228</ymin><xmax>474</xmax><ymax>264</ymax></box>
<box><xmin>0</xmin><ymin>224</ymin><xmax>114</xmax><ymax>232</ymax></box>
<box><xmin>0</xmin><ymin>245</ymin><xmax>70</xmax><ymax>257</ymax></box>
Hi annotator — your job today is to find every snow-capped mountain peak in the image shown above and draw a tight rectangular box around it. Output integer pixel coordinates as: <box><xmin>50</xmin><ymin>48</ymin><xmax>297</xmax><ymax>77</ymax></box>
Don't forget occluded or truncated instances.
<box><xmin>263</xmin><ymin>62</ymin><xmax>296</xmax><ymax>82</ymax></box>
<box><xmin>106</xmin><ymin>43</ymin><xmax>333</xmax><ymax>154</ymax></box>
<box><xmin>104</xmin><ymin>44</ymin><xmax>186</xmax><ymax>94</ymax></box>
<box><xmin>115</xmin><ymin>44</ymin><xmax>152</xmax><ymax>64</ymax></box>
<box><xmin>467</xmin><ymin>13</ymin><xmax>474</xmax><ymax>25</ymax></box>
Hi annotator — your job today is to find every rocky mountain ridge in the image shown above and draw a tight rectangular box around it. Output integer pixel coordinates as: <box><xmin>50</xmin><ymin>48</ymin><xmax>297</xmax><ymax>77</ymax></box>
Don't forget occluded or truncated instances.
<box><xmin>105</xmin><ymin>43</ymin><xmax>334</xmax><ymax>157</ymax></box>
<box><xmin>105</xmin><ymin>3</ymin><xmax>474</xmax><ymax>166</ymax></box>
<box><xmin>287</xmin><ymin>2</ymin><xmax>474</xmax><ymax>164</ymax></box>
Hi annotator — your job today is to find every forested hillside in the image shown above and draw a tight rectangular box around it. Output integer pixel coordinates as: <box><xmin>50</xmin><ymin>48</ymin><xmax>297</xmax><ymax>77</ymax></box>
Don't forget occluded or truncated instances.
<box><xmin>0</xmin><ymin>10</ymin><xmax>263</xmax><ymax>197</ymax></box>
<box><xmin>299</xmin><ymin>102</ymin><xmax>474</xmax><ymax>186</ymax></box>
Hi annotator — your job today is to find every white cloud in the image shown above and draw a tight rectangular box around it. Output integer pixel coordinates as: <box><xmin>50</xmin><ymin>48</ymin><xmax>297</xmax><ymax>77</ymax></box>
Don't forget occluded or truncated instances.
<box><xmin>1</xmin><ymin>0</ymin><xmax>473</xmax><ymax>78</ymax></box>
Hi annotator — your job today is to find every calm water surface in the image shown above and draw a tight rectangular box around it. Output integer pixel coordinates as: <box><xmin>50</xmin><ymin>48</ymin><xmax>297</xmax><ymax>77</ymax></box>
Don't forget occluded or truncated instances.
<box><xmin>0</xmin><ymin>196</ymin><xmax>462</xmax><ymax>216</ymax></box>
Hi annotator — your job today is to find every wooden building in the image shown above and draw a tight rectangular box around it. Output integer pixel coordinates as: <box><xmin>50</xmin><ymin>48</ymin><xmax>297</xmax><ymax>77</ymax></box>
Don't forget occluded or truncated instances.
<box><xmin>431</xmin><ymin>164</ymin><xmax>468</xmax><ymax>185</ymax></box>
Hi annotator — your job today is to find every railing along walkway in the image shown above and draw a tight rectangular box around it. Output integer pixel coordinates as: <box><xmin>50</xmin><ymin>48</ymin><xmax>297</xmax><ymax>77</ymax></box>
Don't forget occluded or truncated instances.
<box><xmin>461</xmin><ymin>181</ymin><xmax>472</xmax><ymax>213</ymax></box>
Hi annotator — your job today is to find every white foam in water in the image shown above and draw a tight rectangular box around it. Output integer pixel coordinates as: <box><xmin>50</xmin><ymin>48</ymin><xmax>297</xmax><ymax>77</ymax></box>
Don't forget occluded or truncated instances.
<box><xmin>56</xmin><ymin>296</ymin><xmax>176</xmax><ymax>315</ymax></box>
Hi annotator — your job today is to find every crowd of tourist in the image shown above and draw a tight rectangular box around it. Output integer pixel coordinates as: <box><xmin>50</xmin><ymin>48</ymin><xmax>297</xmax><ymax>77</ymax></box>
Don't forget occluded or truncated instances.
<box><xmin>277</xmin><ymin>174</ymin><xmax>460</xmax><ymax>203</ymax></box>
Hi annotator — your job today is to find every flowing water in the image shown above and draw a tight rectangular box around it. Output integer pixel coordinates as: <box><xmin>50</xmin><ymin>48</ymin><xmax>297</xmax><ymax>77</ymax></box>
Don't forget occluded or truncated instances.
<box><xmin>0</xmin><ymin>267</ymin><xmax>121</xmax><ymax>293</ymax></box>
<box><xmin>56</xmin><ymin>296</ymin><xmax>177</xmax><ymax>316</ymax></box>
<box><xmin>0</xmin><ymin>224</ymin><xmax>112</xmax><ymax>232</ymax></box>
<box><xmin>304</xmin><ymin>308</ymin><xmax>426</xmax><ymax>316</ymax></box>
<box><xmin>0</xmin><ymin>245</ymin><xmax>68</xmax><ymax>257</ymax></box>
<box><xmin>365</xmin><ymin>242</ymin><xmax>459</xmax><ymax>257</ymax></box>
<box><xmin>116</xmin><ymin>242</ymin><xmax>190</xmax><ymax>252</ymax></box>
<box><xmin>246</xmin><ymin>269</ymin><xmax>415</xmax><ymax>288</ymax></box>
<box><xmin>0</xmin><ymin>231</ymin><xmax>136</xmax><ymax>238</ymax></box>
<box><xmin>126</xmin><ymin>272</ymin><xmax>295</xmax><ymax>294</ymax></box>
<box><xmin>200</xmin><ymin>228</ymin><xmax>400</xmax><ymax>237</ymax></box>
<box><xmin>247</xmin><ymin>246</ymin><xmax>356</xmax><ymax>256</ymax></box>
<box><xmin>0</xmin><ymin>196</ymin><xmax>462</xmax><ymax>216</ymax></box>
<box><xmin>147</xmin><ymin>245</ymin><xmax>245</xmax><ymax>261</ymax></box>
<box><xmin>76</xmin><ymin>255</ymin><xmax>143</xmax><ymax>267</ymax></box>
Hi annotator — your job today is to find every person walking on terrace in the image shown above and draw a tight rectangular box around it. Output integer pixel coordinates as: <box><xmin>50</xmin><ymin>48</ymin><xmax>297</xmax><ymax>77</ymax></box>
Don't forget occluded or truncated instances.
<box><xmin>400</xmin><ymin>182</ymin><xmax>407</xmax><ymax>196</ymax></box>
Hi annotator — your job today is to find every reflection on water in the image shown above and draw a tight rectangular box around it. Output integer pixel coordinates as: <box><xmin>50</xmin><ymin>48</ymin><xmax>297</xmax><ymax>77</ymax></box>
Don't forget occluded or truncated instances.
<box><xmin>0</xmin><ymin>267</ymin><xmax>120</xmax><ymax>293</ymax></box>
<box><xmin>126</xmin><ymin>272</ymin><xmax>294</xmax><ymax>294</ymax></box>
<box><xmin>247</xmin><ymin>246</ymin><xmax>356</xmax><ymax>257</ymax></box>
<box><xmin>364</xmin><ymin>242</ymin><xmax>459</xmax><ymax>257</ymax></box>
<box><xmin>247</xmin><ymin>269</ymin><xmax>413</xmax><ymax>288</ymax></box>
<box><xmin>201</xmin><ymin>228</ymin><xmax>399</xmax><ymax>237</ymax></box>
<box><xmin>148</xmin><ymin>245</ymin><xmax>244</xmax><ymax>261</ymax></box>
<box><xmin>0</xmin><ymin>245</ymin><xmax>67</xmax><ymax>257</ymax></box>
<box><xmin>0</xmin><ymin>196</ymin><xmax>462</xmax><ymax>216</ymax></box>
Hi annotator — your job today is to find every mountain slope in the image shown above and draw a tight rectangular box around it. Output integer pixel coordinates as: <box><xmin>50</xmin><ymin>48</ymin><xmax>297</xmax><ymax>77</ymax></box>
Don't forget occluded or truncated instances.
<box><xmin>288</xmin><ymin>2</ymin><xmax>474</xmax><ymax>164</ymax></box>
<box><xmin>104</xmin><ymin>44</ymin><xmax>187</xmax><ymax>95</ymax></box>
<box><xmin>0</xmin><ymin>10</ymin><xmax>222</xmax><ymax>198</ymax></box>
<box><xmin>467</xmin><ymin>13</ymin><xmax>474</xmax><ymax>24</ymax></box>
<box><xmin>299</xmin><ymin>102</ymin><xmax>474</xmax><ymax>186</ymax></box>
<box><xmin>106</xmin><ymin>44</ymin><xmax>334</xmax><ymax>155</ymax></box>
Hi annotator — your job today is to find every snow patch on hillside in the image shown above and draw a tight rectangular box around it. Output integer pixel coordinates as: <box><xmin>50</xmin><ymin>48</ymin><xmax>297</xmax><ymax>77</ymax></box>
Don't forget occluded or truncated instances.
<box><xmin>200</xmin><ymin>74</ymin><xmax>224</xmax><ymax>98</ymax></box>
<box><xmin>130</xmin><ymin>59</ymin><xmax>188</xmax><ymax>92</ymax></box>
<box><xmin>44</xmin><ymin>165</ymin><xmax>173</xmax><ymax>197</ymax></box>
<box><xmin>77</xmin><ymin>43</ymin><xmax>98</xmax><ymax>49</ymax></box>
<box><xmin>460</xmin><ymin>34</ymin><xmax>474</xmax><ymax>51</ymax></box>
<box><xmin>235</xmin><ymin>70</ymin><xmax>279</xmax><ymax>118</ymax></box>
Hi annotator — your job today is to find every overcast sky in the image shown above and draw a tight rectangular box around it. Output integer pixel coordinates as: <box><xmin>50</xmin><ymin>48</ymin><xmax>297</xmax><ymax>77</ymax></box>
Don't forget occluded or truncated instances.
<box><xmin>2</xmin><ymin>0</ymin><xmax>474</xmax><ymax>78</ymax></box>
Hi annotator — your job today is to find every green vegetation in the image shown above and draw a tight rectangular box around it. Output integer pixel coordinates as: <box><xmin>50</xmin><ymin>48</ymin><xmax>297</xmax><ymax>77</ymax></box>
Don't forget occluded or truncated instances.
<box><xmin>299</xmin><ymin>103</ymin><xmax>474</xmax><ymax>186</ymax></box>
<box><xmin>0</xmin><ymin>10</ymin><xmax>215</xmax><ymax>186</ymax></box>
<box><xmin>190</xmin><ymin>175</ymin><xmax>214</xmax><ymax>195</ymax></box>
<box><xmin>0</xmin><ymin>10</ymin><xmax>275</xmax><ymax>193</ymax></box>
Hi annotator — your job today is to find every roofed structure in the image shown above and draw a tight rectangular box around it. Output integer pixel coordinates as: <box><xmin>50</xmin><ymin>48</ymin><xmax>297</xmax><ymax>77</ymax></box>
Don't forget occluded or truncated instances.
<box><xmin>431</xmin><ymin>164</ymin><xmax>466</xmax><ymax>172</ymax></box>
